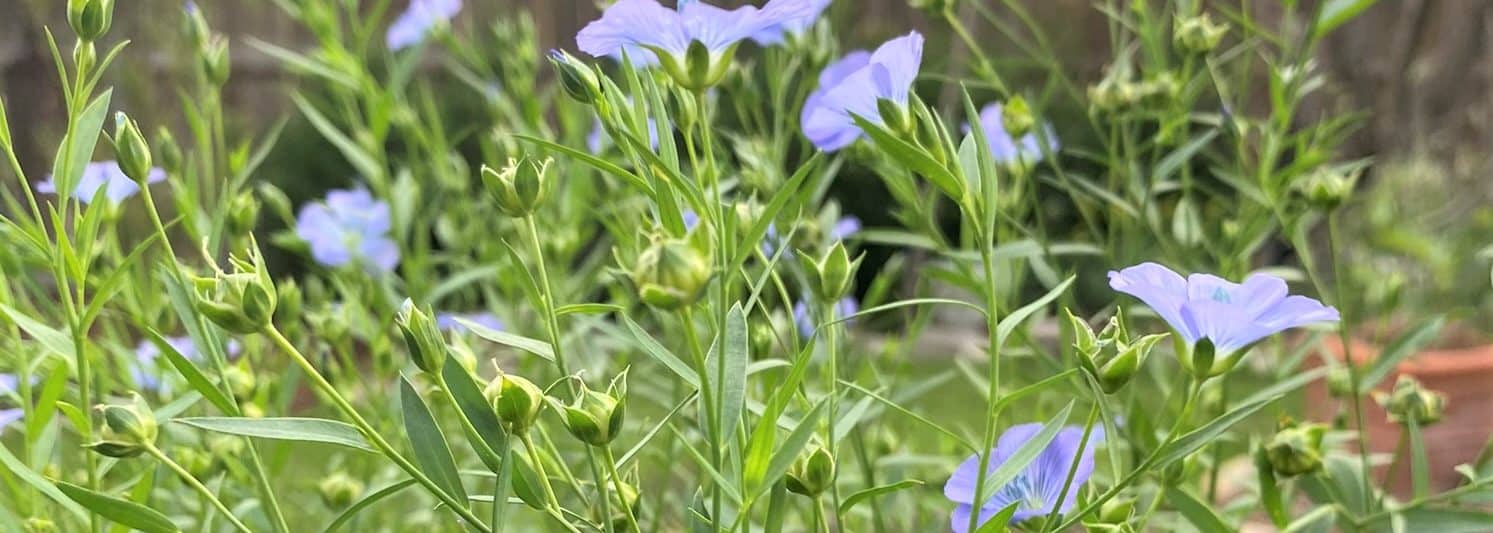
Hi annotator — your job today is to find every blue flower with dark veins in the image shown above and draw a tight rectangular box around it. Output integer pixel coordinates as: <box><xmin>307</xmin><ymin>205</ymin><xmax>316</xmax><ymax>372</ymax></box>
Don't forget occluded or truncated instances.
<box><xmin>387</xmin><ymin>0</ymin><xmax>462</xmax><ymax>51</ymax></box>
<box><xmin>296</xmin><ymin>188</ymin><xmax>401</xmax><ymax>273</ymax></box>
<box><xmin>801</xmin><ymin>32</ymin><xmax>923</xmax><ymax>151</ymax></box>
<box><xmin>945</xmin><ymin>423</ymin><xmax>1105</xmax><ymax>531</ymax></box>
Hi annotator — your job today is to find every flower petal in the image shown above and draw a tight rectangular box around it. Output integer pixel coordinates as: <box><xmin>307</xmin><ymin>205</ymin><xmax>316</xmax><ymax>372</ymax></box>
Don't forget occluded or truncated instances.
<box><xmin>1108</xmin><ymin>262</ymin><xmax>1195</xmax><ymax>341</ymax></box>
<box><xmin>576</xmin><ymin>0</ymin><xmax>688</xmax><ymax>57</ymax></box>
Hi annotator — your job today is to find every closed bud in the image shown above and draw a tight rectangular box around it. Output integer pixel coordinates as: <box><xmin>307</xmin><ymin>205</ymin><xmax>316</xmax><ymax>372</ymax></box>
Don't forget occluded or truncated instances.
<box><xmin>1377</xmin><ymin>375</ymin><xmax>1446</xmax><ymax>426</ymax></box>
<box><xmin>1298</xmin><ymin>167</ymin><xmax>1357</xmax><ymax>211</ymax></box>
<box><xmin>275</xmin><ymin>278</ymin><xmax>303</xmax><ymax>324</ymax></box>
<box><xmin>195</xmin><ymin>239</ymin><xmax>277</xmax><ymax>334</ymax></box>
<box><xmin>481</xmin><ymin>157</ymin><xmax>552</xmax><ymax>217</ymax></box>
<box><xmin>1000</xmin><ymin>96</ymin><xmax>1035</xmax><ymax>139</ymax></box>
<box><xmin>1067</xmin><ymin>309</ymin><xmax>1100</xmax><ymax>369</ymax></box>
<box><xmin>227</xmin><ymin>190</ymin><xmax>259</xmax><ymax>237</ymax></box>
<box><xmin>224</xmin><ymin>363</ymin><xmax>256</xmax><ymax>401</ymax></box>
<box><xmin>800</xmin><ymin>242</ymin><xmax>862</xmax><ymax>302</ymax></box>
<box><xmin>396</xmin><ymin>299</ymin><xmax>448</xmax><ymax>375</ymax></box>
<box><xmin>876</xmin><ymin>98</ymin><xmax>913</xmax><ymax>137</ymax></box>
<box><xmin>1325</xmin><ymin>366</ymin><xmax>1354</xmax><ymax>398</ymax></box>
<box><xmin>173</xmin><ymin>445</ymin><xmax>214</xmax><ymax>478</ymax></box>
<box><xmin>629</xmin><ymin>234</ymin><xmax>713</xmax><ymax>310</ymax></box>
<box><xmin>68</xmin><ymin>0</ymin><xmax>114</xmax><ymax>41</ymax></box>
<box><xmin>549</xmin><ymin>50</ymin><xmax>601</xmax><ymax>104</ymax></box>
<box><xmin>557</xmin><ymin>374</ymin><xmax>627</xmax><ymax>446</ymax></box>
<box><xmin>183</xmin><ymin>1</ymin><xmax>210</xmax><ymax>48</ymax></box>
<box><xmin>200</xmin><ymin>35</ymin><xmax>231</xmax><ymax>86</ymax></box>
<box><xmin>1093</xmin><ymin>494</ymin><xmax>1136</xmax><ymax>526</ymax></box>
<box><xmin>1098</xmin><ymin>334</ymin><xmax>1164</xmax><ymax>393</ymax></box>
<box><xmin>1265</xmin><ymin>419</ymin><xmax>1327</xmax><ymax>477</ymax></box>
<box><xmin>153</xmin><ymin>126</ymin><xmax>182</xmax><ymax>174</ymax></box>
<box><xmin>23</xmin><ymin>518</ymin><xmax>58</xmax><ymax>533</ymax></box>
<box><xmin>112</xmin><ymin>113</ymin><xmax>153</xmax><ymax>184</ymax></box>
<box><xmin>785</xmin><ymin>445</ymin><xmax>836</xmax><ymax>497</ymax></box>
<box><xmin>485</xmin><ymin>370</ymin><xmax>545</xmax><ymax>432</ymax></box>
<box><xmin>1173</xmin><ymin>13</ymin><xmax>1228</xmax><ymax>54</ymax></box>
<box><xmin>318</xmin><ymin>472</ymin><xmax>365</xmax><ymax>508</ymax></box>
<box><xmin>86</xmin><ymin>394</ymin><xmax>156</xmax><ymax>458</ymax></box>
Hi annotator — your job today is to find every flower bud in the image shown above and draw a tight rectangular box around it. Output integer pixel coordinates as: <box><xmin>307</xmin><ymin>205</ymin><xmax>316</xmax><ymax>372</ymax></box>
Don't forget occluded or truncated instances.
<box><xmin>1071</xmin><ymin>309</ymin><xmax>1163</xmax><ymax>393</ymax></box>
<box><xmin>785</xmin><ymin>445</ymin><xmax>836</xmax><ymax>497</ymax></box>
<box><xmin>1173</xmin><ymin>13</ymin><xmax>1228</xmax><ymax>54</ymax></box>
<box><xmin>68</xmin><ymin>0</ymin><xmax>114</xmax><ymax>41</ymax></box>
<box><xmin>153</xmin><ymin>126</ymin><xmax>182</xmax><ymax>174</ymax></box>
<box><xmin>86</xmin><ymin>394</ymin><xmax>156</xmax><ymax>458</ymax></box>
<box><xmin>194</xmin><ymin>240</ymin><xmax>278</xmax><ymax>334</ymax></box>
<box><xmin>557</xmin><ymin>374</ymin><xmax>627</xmax><ymax>446</ymax></box>
<box><xmin>206</xmin><ymin>433</ymin><xmax>244</xmax><ymax>460</ymax></box>
<box><xmin>1000</xmin><ymin>96</ymin><xmax>1035</xmax><ymax>139</ymax></box>
<box><xmin>876</xmin><ymin>98</ymin><xmax>913</xmax><ymax>137</ymax></box>
<box><xmin>1094</xmin><ymin>494</ymin><xmax>1136</xmax><ymax>526</ymax></box>
<box><xmin>628</xmin><ymin>234</ymin><xmax>713</xmax><ymax>310</ymax></box>
<box><xmin>1298</xmin><ymin>167</ymin><xmax>1357</xmax><ymax>211</ymax></box>
<box><xmin>481</xmin><ymin>157</ymin><xmax>552</xmax><ymax>217</ymax></box>
<box><xmin>549</xmin><ymin>50</ymin><xmax>601</xmax><ymax>104</ymax></box>
<box><xmin>658</xmin><ymin>40</ymin><xmax>735</xmax><ymax>91</ymax></box>
<box><xmin>275</xmin><ymin>278</ymin><xmax>303</xmax><ymax>325</ymax></box>
<box><xmin>396</xmin><ymin>299</ymin><xmax>448</xmax><ymax>375</ymax></box>
<box><xmin>1265</xmin><ymin>419</ymin><xmax>1327</xmax><ymax>477</ymax></box>
<box><xmin>173</xmin><ymin>445</ymin><xmax>214</xmax><ymax>478</ymax></box>
<box><xmin>227</xmin><ymin>190</ymin><xmax>260</xmax><ymax>238</ymax></box>
<box><xmin>1377</xmin><ymin>375</ymin><xmax>1446</xmax><ymax>426</ymax></box>
<box><xmin>224</xmin><ymin>363</ymin><xmax>257</xmax><ymax>401</ymax></box>
<box><xmin>183</xmin><ymin>1</ymin><xmax>210</xmax><ymax>48</ymax></box>
<box><xmin>800</xmin><ymin>241</ymin><xmax>862</xmax><ymax>302</ymax></box>
<box><xmin>113</xmin><ymin>113</ymin><xmax>153</xmax><ymax>184</ymax></box>
<box><xmin>23</xmin><ymin>518</ymin><xmax>58</xmax><ymax>533</ymax></box>
<box><xmin>200</xmin><ymin>35</ymin><xmax>231</xmax><ymax>87</ymax></box>
<box><xmin>485</xmin><ymin>370</ymin><xmax>545</xmax><ymax>432</ymax></box>
<box><xmin>1325</xmin><ymin>366</ymin><xmax>1354</xmax><ymax>398</ymax></box>
<box><xmin>1098</xmin><ymin>334</ymin><xmax>1164</xmax><ymax>393</ymax></box>
<box><xmin>318</xmin><ymin>472</ymin><xmax>365</xmax><ymax>508</ymax></box>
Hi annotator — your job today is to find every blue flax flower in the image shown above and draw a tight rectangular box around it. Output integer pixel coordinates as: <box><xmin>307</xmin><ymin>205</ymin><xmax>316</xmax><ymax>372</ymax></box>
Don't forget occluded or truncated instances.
<box><xmin>793</xmin><ymin>297</ymin><xmax>857</xmax><ymax>337</ymax></box>
<box><xmin>0</xmin><ymin>373</ymin><xmax>16</xmax><ymax>395</ymax></box>
<box><xmin>0</xmin><ymin>408</ymin><xmax>19</xmax><ymax>433</ymax></box>
<box><xmin>0</xmin><ymin>374</ymin><xmax>22</xmax><ymax>432</ymax></box>
<box><xmin>944</xmin><ymin>423</ymin><xmax>1104</xmax><ymax>531</ymax></box>
<box><xmin>801</xmin><ymin>32</ymin><xmax>924</xmax><ymax>151</ymax></box>
<box><xmin>967</xmin><ymin>103</ymin><xmax>1057</xmax><ymax>164</ymax></box>
<box><xmin>576</xmin><ymin>0</ymin><xmax>819</xmax><ymax>87</ymax></box>
<box><xmin>296</xmin><ymin>188</ymin><xmax>400</xmax><ymax>273</ymax></box>
<box><xmin>1109</xmin><ymin>262</ymin><xmax>1339</xmax><ymax>376</ymax></box>
<box><xmin>36</xmin><ymin>161</ymin><xmax>165</xmax><ymax>205</ymax></box>
<box><xmin>387</xmin><ymin>0</ymin><xmax>462</xmax><ymax>51</ymax></box>
<box><xmin>436</xmin><ymin>312</ymin><xmax>504</xmax><ymax>333</ymax></box>
<box><xmin>134</xmin><ymin>336</ymin><xmax>241</xmax><ymax>392</ymax></box>
<box><xmin>751</xmin><ymin>0</ymin><xmax>831</xmax><ymax>45</ymax></box>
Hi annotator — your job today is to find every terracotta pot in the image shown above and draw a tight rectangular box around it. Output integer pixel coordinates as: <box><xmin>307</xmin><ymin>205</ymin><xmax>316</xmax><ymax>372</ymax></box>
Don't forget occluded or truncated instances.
<box><xmin>1306</xmin><ymin>336</ymin><xmax>1493</xmax><ymax>494</ymax></box>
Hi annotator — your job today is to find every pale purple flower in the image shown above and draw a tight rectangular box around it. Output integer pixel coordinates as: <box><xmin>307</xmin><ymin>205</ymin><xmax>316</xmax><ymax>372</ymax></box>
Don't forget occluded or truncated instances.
<box><xmin>134</xmin><ymin>336</ymin><xmax>242</xmax><ymax>391</ymax></box>
<box><xmin>576</xmin><ymin>0</ymin><xmax>819</xmax><ymax>63</ymax></box>
<box><xmin>0</xmin><ymin>373</ymin><xmax>17</xmax><ymax>395</ymax></box>
<box><xmin>1109</xmin><ymin>262</ymin><xmax>1339</xmax><ymax>354</ymax></box>
<box><xmin>794</xmin><ymin>297</ymin><xmax>857</xmax><ymax>337</ymax></box>
<box><xmin>0</xmin><ymin>409</ymin><xmax>20</xmax><ymax>433</ymax></box>
<box><xmin>966</xmin><ymin>103</ymin><xmax>1058</xmax><ymax>164</ymax></box>
<box><xmin>387</xmin><ymin>0</ymin><xmax>462</xmax><ymax>51</ymax></box>
<box><xmin>35</xmin><ymin>161</ymin><xmax>165</xmax><ymax>205</ymax></box>
<box><xmin>295</xmin><ymin>188</ymin><xmax>400</xmax><ymax>273</ymax></box>
<box><xmin>436</xmin><ymin>312</ymin><xmax>504</xmax><ymax>333</ymax></box>
<box><xmin>681</xmin><ymin>210</ymin><xmax>702</xmax><ymax>231</ymax></box>
<box><xmin>801</xmin><ymin>32</ymin><xmax>923</xmax><ymax>151</ymax></box>
<box><xmin>944</xmin><ymin>423</ymin><xmax>1105</xmax><ymax>531</ymax></box>
<box><xmin>751</xmin><ymin>0</ymin><xmax>832</xmax><ymax>45</ymax></box>
<box><xmin>831</xmin><ymin>216</ymin><xmax>861</xmax><ymax>240</ymax></box>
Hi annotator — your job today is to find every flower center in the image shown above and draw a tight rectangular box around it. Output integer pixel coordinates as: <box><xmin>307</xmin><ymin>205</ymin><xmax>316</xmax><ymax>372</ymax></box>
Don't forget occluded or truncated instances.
<box><xmin>993</xmin><ymin>473</ymin><xmax>1048</xmax><ymax>512</ymax></box>
<box><xmin>1210</xmin><ymin>287</ymin><xmax>1232</xmax><ymax>303</ymax></box>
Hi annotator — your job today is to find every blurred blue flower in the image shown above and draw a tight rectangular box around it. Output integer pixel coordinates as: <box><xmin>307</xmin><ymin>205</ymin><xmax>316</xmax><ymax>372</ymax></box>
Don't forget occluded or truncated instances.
<box><xmin>36</xmin><ymin>161</ymin><xmax>165</xmax><ymax>205</ymax></box>
<box><xmin>387</xmin><ymin>0</ymin><xmax>462</xmax><ymax>51</ymax></box>
<box><xmin>296</xmin><ymin>188</ymin><xmax>400</xmax><ymax>273</ymax></box>
<box><xmin>681</xmin><ymin>210</ymin><xmax>702</xmax><ymax>231</ymax></box>
<box><xmin>587</xmin><ymin>117</ymin><xmax>661</xmax><ymax>154</ymax></box>
<box><xmin>576</xmin><ymin>0</ymin><xmax>817</xmax><ymax>63</ymax></box>
<box><xmin>1108</xmin><ymin>262</ymin><xmax>1339</xmax><ymax>354</ymax></box>
<box><xmin>794</xmin><ymin>297</ymin><xmax>857</xmax><ymax>337</ymax></box>
<box><xmin>801</xmin><ymin>32</ymin><xmax>923</xmax><ymax>151</ymax></box>
<box><xmin>133</xmin><ymin>336</ymin><xmax>242</xmax><ymax>392</ymax></box>
<box><xmin>0</xmin><ymin>373</ymin><xmax>17</xmax><ymax>395</ymax></box>
<box><xmin>0</xmin><ymin>409</ymin><xmax>20</xmax><ymax>433</ymax></box>
<box><xmin>944</xmin><ymin>423</ymin><xmax>1105</xmax><ymax>531</ymax></box>
<box><xmin>436</xmin><ymin>312</ymin><xmax>504</xmax><ymax>333</ymax></box>
<box><xmin>751</xmin><ymin>0</ymin><xmax>831</xmax><ymax>45</ymax></box>
<box><xmin>966</xmin><ymin>103</ymin><xmax>1058</xmax><ymax>164</ymax></box>
<box><xmin>831</xmin><ymin>216</ymin><xmax>861</xmax><ymax>240</ymax></box>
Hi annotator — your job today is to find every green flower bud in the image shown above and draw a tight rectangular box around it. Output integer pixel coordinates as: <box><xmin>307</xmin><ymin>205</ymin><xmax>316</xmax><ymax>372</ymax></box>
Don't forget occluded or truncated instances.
<box><xmin>112</xmin><ymin>113</ymin><xmax>153</xmax><ymax>184</ymax></box>
<box><xmin>485</xmin><ymin>370</ymin><xmax>545</xmax><ymax>432</ymax></box>
<box><xmin>1298</xmin><ymin>167</ymin><xmax>1357</xmax><ymax>211</ymax></box>
<box><xmin>68</xmin><ymin>0</ymin><xmax>114</xmax><ymax>41</ymax></box>
<box><xmin>194</xmin><ymin>239</ymin><xmax>277</xmax><ymax>334</ymax></box>
<box><xmin>1325</xmin><ymin>366</ymin><xmax>1354</xmax><ymax>398</ymax></box>
<box><xmin>1093</xmin><ymin>494</ymin><xmax>1136</xmax><ymax>526</ymax></box>
<box><xmin>86</xmin><ymin>394</ymin><xmax>156</xmax><ymax>458</ymax></box>
<box><xmin>318</xmin><ymin>472</ymin><xmax>365</xmax><ymax>508</ymax></box>
<box><xmin>200</xmin><ymin>35</ymin><xmax>231</xmax><ymax>87</ymax></box>
<box><xmin>1378</xmin><ymin>375</ymin><xmax>1447</xmax><ymax>426</ymax></box>
<box><xmin>557</xmin><ymin>374</ymin><xmax>627</xmax><ymax>446</ymax></box>
<box><xmin>876</xmin><ymin>97</ymin><xmax>913</xmax><ymax>137</ymax></box>
<box><xmin>153</xmin><ymin>126</ymin><xmax>183</xmax><ymax>175</ymax></box>
<box><xmin>1173</xmin><ymin>13</ymin><xmax>1228</xmax><ymax>54</ymax></box>
<box><xmin>173</xmin><ymin>445</ymin><xmax>214</xmax><ymax>478</ymax></box>
<box><xmin>275</xmin><ymin>278</ymin><xmax>303</xmax><ymax>325</ymax></box>
<box><xmin>1000</xmin><ymin>96</ymin><xmax>1035</xmax><ymax>139</ymax></box>
<box><xmin>785</xmin><ymin>445</ymin><xmax>836</xmax><ymax>497</ymax></box>
<box><xmin>206</xmin><ymin>433</ymin><xmax>244</xmax><ymax>460</ymax></box>
<box><xmin>654</xmin><ymin>40</ymin><xmax>737</xmax><ymax>91</ymax></box>
<box><xmin>1071</xmin><ymin>309</ymin><xmax>1164</xmax><ymax>393</ymax></box>
<box><xmin>628</xmin><ymin>234</ymin><xmax>713</xmax><ymax>310</ymax></box>
<box><xmin>23</xmin><ymin>518</ymin><xmax>58</xmax><ymax>533</ymax></box>
<box><xmin>1098</xmin><ymin>334</ymin><xmax>1164</xmax><ymax>393</ymax></box>
<box><xmin>481</xmin><ymin>157</ymin><xmax>552</xmax><ymax>218</ymax></box>
<box><xmin>227</xmin><ymin>190</ymin><xmax>260</xmax><ymax>238</ymax></box>
<box><xmin>183</xmin><ymin>1</ymin><xmax>211</xmax><ymax>48</ymax></box>
<box><xmin>549</xmin><ymin>50</ymin><xmax>601</xmax><ymax>104</ymax></box>
<box><xmin>748</xmin><ymin>317</ymin><xmax>778</xmax><ymax>358</ymax></box>
<box><xmin>800</xmin><ymin>241</ymin><xmax>863</xmax><ymax>302</ymax></box>
<box><xmin>395</xmin><ymin>299</ymin><xmax>448</xmax><ymax>375</ymax></box>
<box><xmin>224</xmin><ymin>363</ymin><xmax>257</xmax><ymax>401</ymax></box>
<box><xmin>1265</xmin><ymin>419</ymin><xmax>1327</xmax><ymax>477</ymax></box>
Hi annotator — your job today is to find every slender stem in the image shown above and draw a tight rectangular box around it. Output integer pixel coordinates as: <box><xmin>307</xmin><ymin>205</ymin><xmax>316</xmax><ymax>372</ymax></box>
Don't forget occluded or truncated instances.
<box><xmin>811</xmin><ymin>497</ymin><xmax>830</xmax><ymax>533</ymax></box>
<box><xmin>963</xmin><ymin>231</ymin><xmax>1005</xmax><ymax>533</ymax></box>
<box><xmin>602</xmin><ymin>446</ymin><xmax>641</xmax><ymax>533</ymax></box>
<box><xmin>1324</xmin><ymin>212</ymin><xmax>1374</xmax><ymax>508</ymax></box>
<box><xmin>519</xmin><ymin>432</ymin><xmax>583</xmax><ymax>533</ymax></box>
<box><xmin>1040</xmin><ymin>404</ymin><xmax>1100</xmax><ymax>528</ymax></box>
<box><xmin>818</xmin><ymin>299</ymin><xmax>845</xmax><ymax>531</ymax></box>
<box><xmin>263</xmin><ymin>326</ymin><xmax>492</xmax><ymax>532</ymax></box>
<box><xmin>145</xmin><ymin>445</ymin><xmax>253</xmax><ymax>533</ymax></box>
<box><xmin>522</xmin><ymin>215</ymin><xmax>575</xmax><ymax>385</ymax></box>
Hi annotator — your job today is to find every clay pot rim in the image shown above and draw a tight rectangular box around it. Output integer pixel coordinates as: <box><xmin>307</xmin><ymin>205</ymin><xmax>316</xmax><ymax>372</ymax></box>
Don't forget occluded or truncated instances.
<box><xmin>1322</xmin><ymin>336</ymin><xmax>1493</xmax><ymax>377</ymax></box>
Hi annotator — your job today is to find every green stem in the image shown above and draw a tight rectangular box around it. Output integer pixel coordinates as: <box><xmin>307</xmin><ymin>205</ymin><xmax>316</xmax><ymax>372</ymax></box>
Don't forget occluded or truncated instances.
<box><xmin>962</xmin><ymin>231</ymin><xmax>1005</xmax><ymax>533</ymax></box>
<box><xmin>811</xmin><ymin>497</ymin><xmax>829</xmax><ymax>533</ymax></box>
<box><xmin>1040</xmin><ymin>404</ymin><xmax>1101</xmax><ymax>529</ymax></box>
<box><xmin>602</xmin><ymin>446</ymin><xmax>642</xmax><ymax>533</ymax></box>
<box><xmin>522</xmin><ymin>215</ymin><xmax>575</xmax><ymax>386</ymax></box>
<box><xmin>519</xmin><ymin>432</ymin><xmax>582</xmax><ymax>533</ymax></box>
<box><xmin>145</xmin><ymin>444</ymin><xmax>253</xmax><ymax>533</ymax></box>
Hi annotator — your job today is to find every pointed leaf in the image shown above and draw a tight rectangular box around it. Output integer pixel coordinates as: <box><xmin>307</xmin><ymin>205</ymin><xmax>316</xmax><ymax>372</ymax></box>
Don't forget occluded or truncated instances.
<box><xmin>400</xmin><ymin>375</ymin><xmax>469</xmax><ymax>504</ymax></box>
<box><xmin>176</xmin><ymin>417</ymin><xmax>374</xmax><ymax>452</ymax></box>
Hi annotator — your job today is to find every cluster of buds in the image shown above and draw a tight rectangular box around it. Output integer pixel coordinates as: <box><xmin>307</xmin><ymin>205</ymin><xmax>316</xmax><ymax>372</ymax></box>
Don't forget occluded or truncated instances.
<box><xmin>1068</xmin><ymin>309</ymin><xmax>1166</xmax><ymax>393</ymax></box>
<box><xmin>1264</xmin><ymin>418</ymin><xmax>1328</xmax><ymax>477</ymax></box>
<box><xmin>395</xmin><ymin>299</ymin><xmax>449</xmax><ymax>375</ymax></box>
<box><xmin>1297</xmin><ymin>166</ymin><xmax>1359</xmax><ymax>211</ymax></box>
<box><xmin>113</xmin><ymin>113</ymin><xmax>153</xmax><ymax>185</ymax></box>
<box><xmin>484</xmin><ymin>369</ymin><xmax>546</xmax><ymax>433</ymax></box>
<box><xmin>1088</xmin><ymin>71</ymin><xmax>1179</xmax><ymax>114</ymax></box>
<box><xmin>785</xmin><ymin>445</ymin><xmax>836</xmax><ymax>498</ymax></box>
<box><xmin>556</xmin><ymin>373</ymin><xmax>627</xmax><ymax>447</ymax></box>
<box><xmin>627</xmin><ymin>229</ymin><xmax>713</xmax><ymax>310</ymax></box>
<box><xmin>481</xmin><ymin>156</ymin><xmax>553</xmax><ymax>218</ymax></box>
<box><xmin>799</xmin><ymin>241</ymin><xmax>863</xmax><ymax>302</ymax></box>
<box><xmin>1377</xmin><ymin>375</ymin><xmax>1447</xmax><ymax>426</ymax></box>
<box><xmin>1173</xmin><ymin>13</ymin><xmax>1228</xmax><ymax>54</ymax></box>
<box><xmin>85</xmin><ymin>394</ymin><xmax>157</xmax><ymax>458</ymax></box>
<box><xmin>194</xmin><ymin>238</ymin><xmax>277</xmax><ymax>335</ymax></box>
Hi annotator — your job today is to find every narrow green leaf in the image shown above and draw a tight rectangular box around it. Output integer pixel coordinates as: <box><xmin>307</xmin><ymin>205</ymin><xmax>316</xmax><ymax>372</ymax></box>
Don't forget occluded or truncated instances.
<box><xmin>759</xmin><ymin>401</ymin><xmax>827</xmax><ymax>494</ymax></box>
<box><xmin>620</xmin><ymin>313</ymin><xmax>699</xmax><ymax>388</ymax></box>
<box><xmin>148</xmin><ymin>329</ymin><xmax>236</xmax><ymax>415</ymax></box>
<box><xmin>555</xmin><ymin>303</ymin><xmax>623</xmax><ymax>316</ymax></box>
<box><xmin>58</xmin><ymin>482</ymin><xmax>180</xmax><ymax>533</ymax></box>
<box><xmin>1165</xmin><ymin>486</ymin><xmax>1231</xmax><ymax>533</ymax></box>
<box><xmin>719</xmin><ymin>304</ymin><xmax>749</xmax><ymax>440</ymax></box>
<box><xmin>973</xmin><ymin>501</ymin><xmax>1021</xmax><ymax>533</ymax></box>
<box><xmin>399</xmin><ymin>375</ymin><xmax>469</xmax><ymax>505</ymax></box>
<box><xmin>322</xmin><ymin>479</ymin><xmax>418</xmax><ymax>533</ymax></box>
<box><xmin>514</xmin><ymin>134</ymin><xmax>653</xmax><ymax>194</ymax></box>
<box><xmin>176</xmin><ymin>417</ymin><xmax>374</xmax><ymax>452</ymax></box>
<box><xmin>976</xmin><ymin>401</ymin><xmax>1075</xmax><ymax>502</ymax></box>
<box><xmin>292</xmin><ymin>94</ymin><xmax>382</xmax><ymax>181</ymax></box>
<box><xmin>1153</xmin><ymin>130</ymin><xmax>1218</xmax><ymax>183</ymax></box>
<box><xmin>51</xmin><ymin>89</ymin><xmax>113</xmax><ymax>198</ymax></box>
<box><xmin>994</xmin><ymin>276</ymin><xmax>1075</xmax><ymax>348</ymax></box>
<box><xmin>1360</xmin><ymin>316</ymin><xmax>1444</xmax><ymax>389</ymax></box>
<box><xmin>26</xmin><ymin>364</ymin><xmax>69</xmax><ymax>438</ymax></box>
<box><xmin>0</xmin><ymin>303</ymin><xmax>76</xmax><ymax>361</ymax></box>
<box><xmin>1394</xmin><ymin>508</ymin><xmax>1493</xmax><ymax>533</ymax></box>
<box><xmin>0</xmin><ymin>442</ymin><xmax>88</xmax><ymax>521</ymax></box>
<box><xmin>838</xmin><ymin>479</ymin><xmax>923</xmax><ymax>515</ymax></box>
<box><xmin>1316</xmin><ymin>0</ymin><xmax>1379</xmax><ymax>36</ymax></box>
<box><xmin>851</xmin><ymin>114</ymin><xmax>965</xmax><ymax>202</ymax></box>
<box><xmin>1155</xmin><ymin>395</ymin><xmax>1279</xmax><ymax>469</ymax></box>
<box><xmin>1280</xmin><ymin>506</ymin><xmax>1336</xmax><ymax>533</ymax></box>
<box><xmin>441</xmin><ymin>358</ymin><xmax>507</xmax><ymax>471</ymax></box>
<box><xmin>457</xmin><ymin>317</ymin><xmax>555</xmax><ymax>362</ymax></box>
